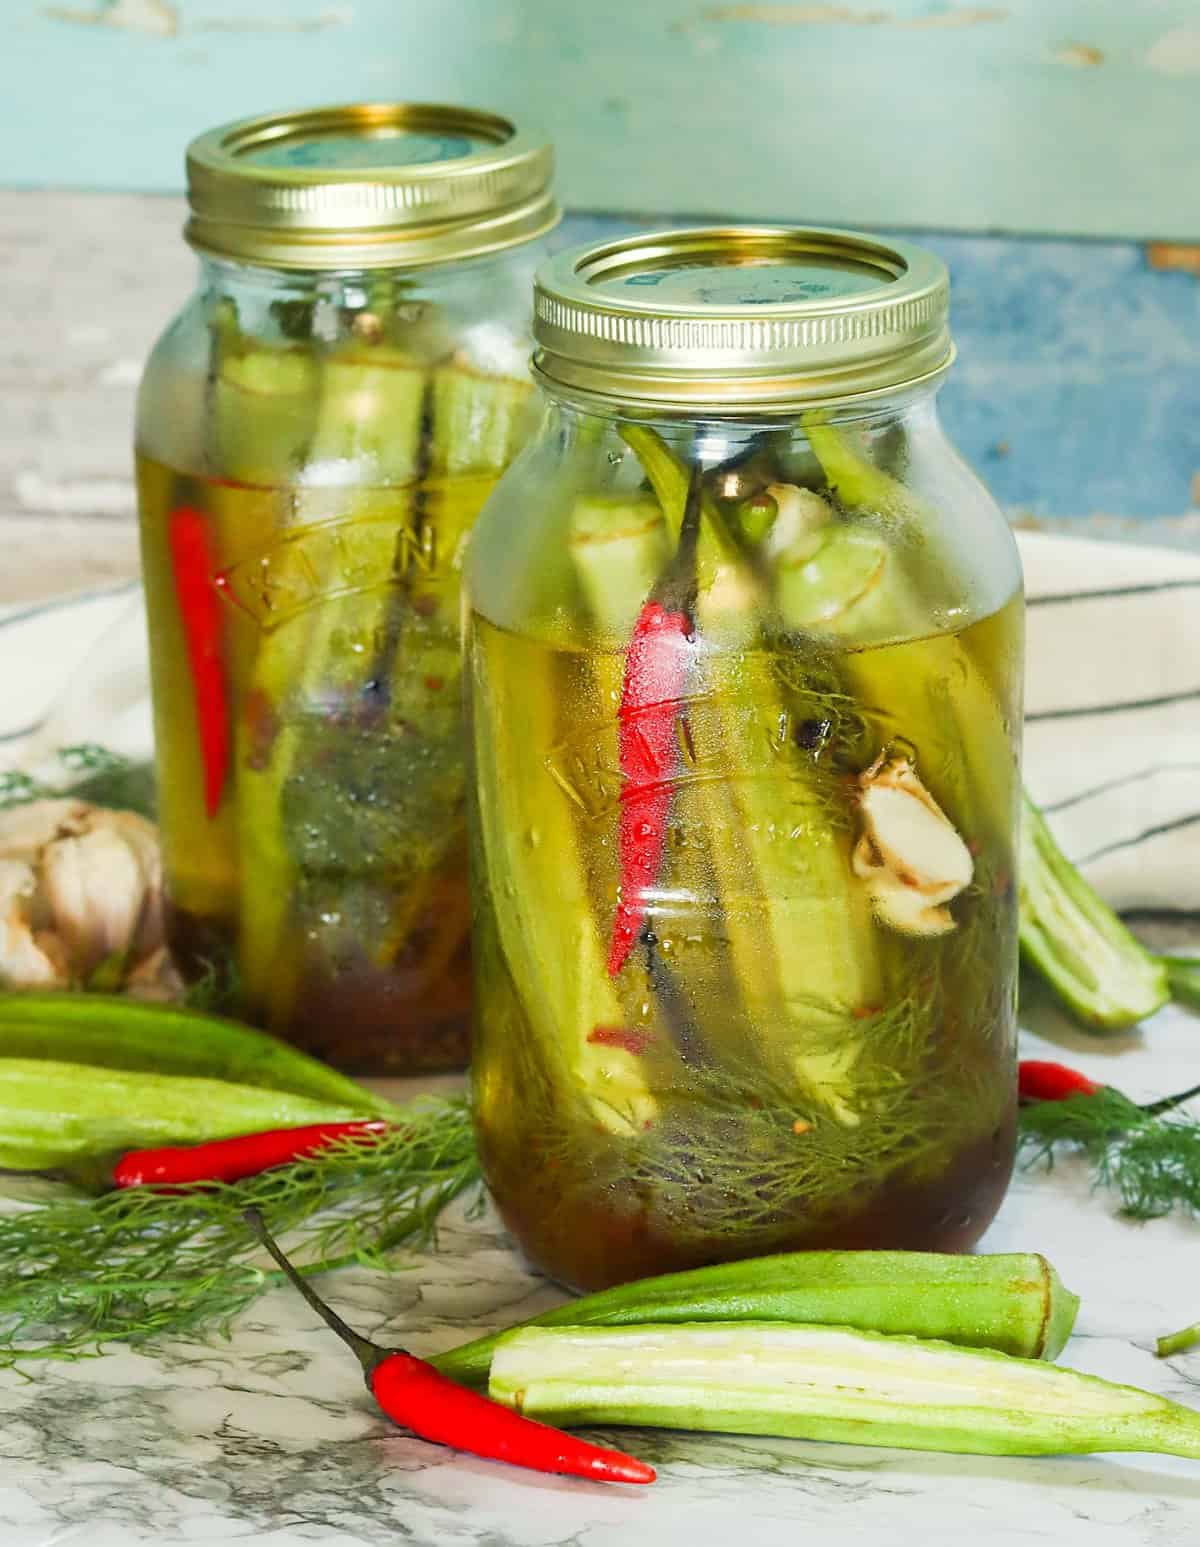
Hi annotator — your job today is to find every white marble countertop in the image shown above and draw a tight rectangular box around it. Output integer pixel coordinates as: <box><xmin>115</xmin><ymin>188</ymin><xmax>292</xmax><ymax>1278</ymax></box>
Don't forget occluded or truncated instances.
<box><xmin>4</xmin><ymin>972</ymin><xmax>1200</xmax><ymax>1547</ymax></box>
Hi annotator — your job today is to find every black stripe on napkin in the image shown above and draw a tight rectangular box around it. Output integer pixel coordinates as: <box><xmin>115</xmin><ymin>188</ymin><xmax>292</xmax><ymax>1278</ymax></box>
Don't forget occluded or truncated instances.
<box><xmin>0</xmin><ymin>581</ymin><xmax>138</xmax><ymax>637</ymax></box>
<box><xmin>1043</xmin><ymin>763</ymin><xmax>1200</xmax><ymax>814</ymax></box>
<box><xmin>0</xmin><ymin>714</ymin><xmax>48</xmax><ymax>746</ymax></box>
<box><xmin>1026</xmin><ymin>687</ymin><xmax>1200</xmax><ymax>724</ymax></box>
<box><xmin>1078</xmin><ymin>811</ymin><xmax>1200</xmax><ymax>866</ymax></box>
<box><xmin>1027</xmin><ymin>579</ymin><xmax>1200</xmax><ymax>608</ymax></box>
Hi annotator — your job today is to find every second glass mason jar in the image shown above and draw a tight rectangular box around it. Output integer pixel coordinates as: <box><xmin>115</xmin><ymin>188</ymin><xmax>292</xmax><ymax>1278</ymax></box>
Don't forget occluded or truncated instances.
<box><xmin>136</xmin><ymin>104</ymin><xmax>558</xmax><ymax>1071</ymax></box>
<box><xmin>466</xmin><ymin>227</ymin><xmax>1024</xmax><ymax>1289</ymax></box>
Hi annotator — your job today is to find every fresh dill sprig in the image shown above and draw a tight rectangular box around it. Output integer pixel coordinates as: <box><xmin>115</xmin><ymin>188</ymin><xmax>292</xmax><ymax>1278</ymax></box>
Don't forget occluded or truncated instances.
<box><xmin>0</xmin><ymin>1098</ymin><xmax>480</xmax><ymax>1367</ymax></box>
<box><xmin>1018</xmin><ymin>1087</ymin><xmax>1200</xmax><ymax>1221</ymax></box>
<box><xmin>182</xmin><ymin>955</ymin><xmax>241</xmax><ymax>1017</ymax></box>
<box><xmin>0</xmin><ymin>745</ymin><xmax>156</xmax><ymax>818</ymax></box>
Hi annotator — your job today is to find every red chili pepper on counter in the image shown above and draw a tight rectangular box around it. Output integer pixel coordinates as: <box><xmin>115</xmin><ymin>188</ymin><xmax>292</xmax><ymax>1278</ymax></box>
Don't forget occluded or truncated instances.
<box><xmin>168</xmin><ymin>505</ymin><xmax>229</xmax><ymax>818</ymax></box>
<box><xmin>244</xmin><ymin>1207</ymin><xmax>655</xmax><ymax>1485</ymax></box>
<box><xmin>1018</xmin><ymin>1060</ymin><xmax>1103</xmax><ymax>1103</ymax></box>
<box><xmin>608</xmin><ymin>467</ymin><xmax>704</xmax><ymax>977</ymax></box>
<box><xmin>113</xmin><ymin>1120</ymin><xmax>390</xmax><ymax>1188</ymax></box>
<box><xmin>1019</xmin><ymin>1059</ymin><xmax>1200</xmax><ymax>1117</ymax></box>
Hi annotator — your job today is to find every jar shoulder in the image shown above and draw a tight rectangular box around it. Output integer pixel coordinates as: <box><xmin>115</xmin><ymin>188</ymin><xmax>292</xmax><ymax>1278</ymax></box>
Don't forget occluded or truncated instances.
<box><xmin>468</xmin><ymin>400</ymin><xmax>1022</xmax><ymax>648</ymax></box>
<box><xmin>136</xmin><ymin>249</ymin><xmax>543</xmax><ymax>482</ymax></box>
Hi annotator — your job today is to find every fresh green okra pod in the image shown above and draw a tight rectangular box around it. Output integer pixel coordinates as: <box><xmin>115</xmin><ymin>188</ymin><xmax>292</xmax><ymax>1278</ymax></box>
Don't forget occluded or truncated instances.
<box><xmin>1019</xmin><ymin>792</ymin><xmax>1169</xmax><ymax>1029</ymax></box>
<box><xmin>1157</xmin><ymin>1319</ymin><xmax>1200</xmax><ymax>1359</ymax></box>
<box><xmin>0</xmin><ymin>1059</ymin><xmax>365</xmax><ymax>1171</ymax></box>
<box><xmin>489</xmin><ymin>1322</ymin><xmax>1200</xmax><ymax>1460</ymax></box>
<box><xmin>0</xmin><ymin>993</ymin><xmax>390</xmax><ymax>1114</ymax></box>
<box><xmin>1160</xmin><ymin>956</ymin><xmax>1200</xmax><ymax>1012</ymax></box>
<box><xmin>432</xmin><ymin>1249</ymin><xmax>1079</xmax><ymax>1387</ymax></box>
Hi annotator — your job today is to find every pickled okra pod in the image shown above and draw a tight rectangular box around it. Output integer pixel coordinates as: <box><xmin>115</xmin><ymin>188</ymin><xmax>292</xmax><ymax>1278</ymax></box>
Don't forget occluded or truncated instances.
<box><xmin>798</xmin><ymin>416</ymin><xmax>1016</xmax><ymax>858</ymax></box>
<box><xmin>432</xmin><ymin>1249</ymin><xmax>1080</xmax><ymax>1387</ymax></box>
<box><xmin>220</xmin><ymin>302</ymin><xmax>531</xmax><ymax>1029</ymax></box>
<box><xmin>800</xmin><ymin>419</ymin><xmax>1174</xmax><ymax>1029</ymax></box>
<box><xmin>234</xmin><ymin>328</ymin><xmax>432</xmax><ymax>1022</ymax></box>
<box><xmin>613</xmin><ymin>429</ymin><xmax>885</xmax><ymax>1113</ymax></box>
<box><xmin>207</xmin><ymin>297</ymin><xmax>318</xmax><ymax>487</ymax></box>
<box><xmin>489</xmin><ymin>1322</ymin><xmax>1200</xmax><ymax>1461</ymax></box>
<box><xmin>470</xmin><ymin>589</ymin><xmax>641</xmax><ymax>1136</ymax></box>
<box><xmin>554</xmin><ymin>424</ymin><xmax>1012</xmax><ymax>1146</ymax></box>
<box><xmin>566</xmin><ymin>465</ymin><xmax>870</xmax><ymax>1117</ymax></box>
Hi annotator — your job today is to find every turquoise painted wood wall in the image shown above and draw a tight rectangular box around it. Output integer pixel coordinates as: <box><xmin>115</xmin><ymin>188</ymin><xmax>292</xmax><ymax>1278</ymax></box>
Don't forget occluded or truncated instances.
<box><xmin>6</xmin><ymin>0</ymin><xmax>1200</xmax><ymax>239</ymax></box>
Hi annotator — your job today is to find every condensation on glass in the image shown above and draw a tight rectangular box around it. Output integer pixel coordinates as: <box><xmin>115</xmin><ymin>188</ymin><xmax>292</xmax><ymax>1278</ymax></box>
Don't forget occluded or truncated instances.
<box><xmin>136</xmin><ymin>104</ymin><xmax>558</xmax><ymax>1071</ymax></box>
<box><xmin>465</xmin><ymin>227</ymin><xmax>1024</xmax><ymax>1289</ymax></box>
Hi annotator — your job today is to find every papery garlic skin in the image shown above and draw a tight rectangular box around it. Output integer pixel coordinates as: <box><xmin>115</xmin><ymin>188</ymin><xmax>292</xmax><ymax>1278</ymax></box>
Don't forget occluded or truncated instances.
<box><xmin>0</xmin><ymin>857</ymin><xmax>64</xmax><ymax>985</ymax></box>
<box><xmin>0</xmin><ymin>802</ymin><xmax>165</xmax><ymax>989</ymax></box>
<box><xmin>0</xmin><ymin>801</ymin><xmax>93</xmax><ymax>866</ymax></box>
<box><xmin>853</xmin><ymin>754</ymin><xmax>973</xmax><ymax>937</ymax></box>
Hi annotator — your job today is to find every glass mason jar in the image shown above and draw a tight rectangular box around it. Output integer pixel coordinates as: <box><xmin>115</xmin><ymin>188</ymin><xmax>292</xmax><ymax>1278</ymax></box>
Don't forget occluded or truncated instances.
<box><xmin>136</xmin><ymin>105</ymin><xmax>558</xmax><ymax>1072</ymax></box>
<box><xmin>466</xmin><ymin>227</ymin><xmax>1023</xmax><ymax>1289</ymax></box>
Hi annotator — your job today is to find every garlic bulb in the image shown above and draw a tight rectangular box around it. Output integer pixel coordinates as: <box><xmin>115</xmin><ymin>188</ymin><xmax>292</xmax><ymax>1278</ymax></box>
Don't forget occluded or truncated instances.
<box><xmin>0</xmin><ymin>801</ymin><xmax>166</xmax><ymax>990</ymax></box>
<box><xmin>852</xmin><ymin>753</ymin><xmax>973</xmax><ymax>936</ymax></box>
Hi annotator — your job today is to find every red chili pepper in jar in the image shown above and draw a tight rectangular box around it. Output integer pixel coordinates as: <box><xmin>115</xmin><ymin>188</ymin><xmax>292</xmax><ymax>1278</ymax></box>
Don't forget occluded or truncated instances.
<box><xmin>244</xmin><ymin>1208</ymin><xmax>655</xmax><ymax>1485</ymax></box>
<box><xmin>168</xmin><ymin>506</ymin><xmax>230</xmax><ymax>818</ymax></box>
<box><xmin>607</xmin><ymin>467</ymin><xmax>704</xmax><ymax>977</ymax></box>
<box><xmin>113</xmin><ymin>1120</ymin><xmax>390</xmax><ymax>1188</ymax></box>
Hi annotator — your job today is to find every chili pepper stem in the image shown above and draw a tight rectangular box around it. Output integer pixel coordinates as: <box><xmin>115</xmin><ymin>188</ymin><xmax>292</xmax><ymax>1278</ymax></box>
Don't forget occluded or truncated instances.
<box><xmin>1018</xmin><ymin>1060</ymin><xmax>1200</xmax><ymax>1119</ymax></box>
<box><xmin>1142</xmin><ymin>1080</ymin><xmax>1200</xmax><ymax>1118</ymax></box>
<box><xmin>244</xmin><ymin>1206</ymin><xmax>385</xmax><ymax>1381</ymax></box>
<box><xmin>651</xmin><ymin>462</ymin><xmax>704</xmax><ymax>616</ymax></box>
<box><xmin>243</xmin><ymin>1213</ymin><xmax>655</xmax><ymax>1485</ymax></box>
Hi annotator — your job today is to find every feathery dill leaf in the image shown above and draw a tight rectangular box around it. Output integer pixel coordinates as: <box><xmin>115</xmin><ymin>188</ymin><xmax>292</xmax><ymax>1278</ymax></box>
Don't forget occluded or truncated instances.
<box><xmin>0</xmin><ymin>745</ymin><xmax>156</xmax><ymax>818</ymax></box>
<box><xmin>0</xmin><ymin>1098</ymin><xmax>480</xmax><ymax>1366</ymax></box>
<box><xmin>1018</xmin><ymin>1087</ymin><xmax>1200</xmax><ymax>1220</ymax></box>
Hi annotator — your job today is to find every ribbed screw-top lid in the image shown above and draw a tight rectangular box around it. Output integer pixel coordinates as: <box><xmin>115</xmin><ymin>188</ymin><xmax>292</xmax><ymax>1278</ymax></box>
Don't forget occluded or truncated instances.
<box><xmin>533</xmin><ymin>226</ymin><xmax>952</xmax><ymax>411</ymax></box>
<box><xmin>185</xmin><ymin>102</ymin><xmax>558</xmax><ymax>270</ymax></box>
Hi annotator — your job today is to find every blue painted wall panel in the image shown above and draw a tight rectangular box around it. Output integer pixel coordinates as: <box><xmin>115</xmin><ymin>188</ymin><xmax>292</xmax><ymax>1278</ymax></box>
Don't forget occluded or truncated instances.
<box><xmin>6</xmin><ymin>0</ymin><xmax>1200</xmax><ymax>240</ymax></box>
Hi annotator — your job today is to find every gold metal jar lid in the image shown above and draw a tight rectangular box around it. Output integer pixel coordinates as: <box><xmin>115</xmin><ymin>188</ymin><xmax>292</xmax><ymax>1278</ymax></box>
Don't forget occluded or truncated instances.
<box><xmin>185</xmin><ymin>103</ymin><xmax>558</xmax><ymax>270</ymax></box>
<box><xmin>533</xmin><ymin>226</ymin><xmax>953</xmax><ymax>411</ymax></box>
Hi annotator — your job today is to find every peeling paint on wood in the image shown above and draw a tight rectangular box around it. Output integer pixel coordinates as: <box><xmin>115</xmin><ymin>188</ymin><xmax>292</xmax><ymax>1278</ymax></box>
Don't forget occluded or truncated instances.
<box><xmin>1054</xmin><ymin>41</ymin><xmax>1103</xmax><ymax>67</ymax></box>
<box><xmin>1146</xmin><ymin>242</ymin><xmax>1200</xmax><ymax>278</ymax></box>
<box><xmin>6</xmin><ymin>0</ymin><xmax>1200</xmax><ymax>241</ymax></box>
<box><xmin>185</xmin><ymin>9</ymin><xmax>350</xmax><ymax>31</ymax></box>
<box><xmin>44</xmin><ymin>0</ymin><xmax>177</xmax><ymax>34</ymax></box>
<box><xmin>42</xmin><ymin>0</ymin><xmax>350</xmax><ymax>35</ymax></box>
<box><xmin>1147</xmin><ymin>24</ymin><xmax>1200</xmax><ymax>76</ymax></box>
<box><xmin>702</xmin><ymin>4</ymin><xmax>1007</xmax><ymax>28</ymax></box>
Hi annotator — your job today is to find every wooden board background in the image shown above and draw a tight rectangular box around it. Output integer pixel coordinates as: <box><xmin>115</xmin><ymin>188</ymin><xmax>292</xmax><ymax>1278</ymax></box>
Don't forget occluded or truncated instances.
<box><xmin>5</xmin><ymin>0</ymin><xmax>1200</xmax><ymax>240</ymax></box>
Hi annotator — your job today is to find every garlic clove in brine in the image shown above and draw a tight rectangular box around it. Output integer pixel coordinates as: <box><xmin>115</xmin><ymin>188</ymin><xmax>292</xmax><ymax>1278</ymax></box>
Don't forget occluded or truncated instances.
<box><xmin>853</xmin><ymin>753</ymin><xmax>973</xmax><ymax>937</ymax></box>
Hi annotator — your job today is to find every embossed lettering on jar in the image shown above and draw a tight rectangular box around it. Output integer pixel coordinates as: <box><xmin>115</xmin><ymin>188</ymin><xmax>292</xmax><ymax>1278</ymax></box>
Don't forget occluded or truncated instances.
<box><xmin>465</xmin><ymin>227</ymin><xmax>1023</xmax><ymax>1289</ymax></box>
<box><xmin>135</xmin><ymin>104</ymin><xmax>559</xmax><ymax>1072</ymax></box>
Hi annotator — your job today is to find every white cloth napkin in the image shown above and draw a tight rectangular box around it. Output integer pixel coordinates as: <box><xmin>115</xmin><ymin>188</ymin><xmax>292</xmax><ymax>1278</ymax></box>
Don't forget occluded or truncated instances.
<box><xmin>2</xmin><ymin>531</ymin><xmax>1198</xmax><ymax>914</ymax></box>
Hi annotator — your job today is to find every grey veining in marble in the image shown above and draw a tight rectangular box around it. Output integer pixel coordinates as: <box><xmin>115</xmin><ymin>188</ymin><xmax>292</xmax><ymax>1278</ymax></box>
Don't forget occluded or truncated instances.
<box><xmin>4</xmin><ymin>984</ymin><xmax>1200</xmax><ymax>1546</ymax></box>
